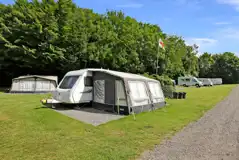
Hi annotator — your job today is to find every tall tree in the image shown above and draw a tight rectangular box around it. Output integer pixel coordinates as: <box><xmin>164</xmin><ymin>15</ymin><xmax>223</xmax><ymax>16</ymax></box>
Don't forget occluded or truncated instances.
<box><xmin>0</xmin><ymin>0</ymin><xmax>238</xmax><ymax>86</ymax></box>
<box><xmin>198</xmin><ymin>52</ymin><xmax>214</xmax><ymax>77</ymax></box>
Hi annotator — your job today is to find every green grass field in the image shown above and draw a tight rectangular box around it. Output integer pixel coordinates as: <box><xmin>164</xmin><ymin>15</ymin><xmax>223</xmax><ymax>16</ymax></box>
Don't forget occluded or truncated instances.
<box><xmin>0</xmin><ymin>85</ymin><xmax>236</xmax><ymax>160</ymax></box>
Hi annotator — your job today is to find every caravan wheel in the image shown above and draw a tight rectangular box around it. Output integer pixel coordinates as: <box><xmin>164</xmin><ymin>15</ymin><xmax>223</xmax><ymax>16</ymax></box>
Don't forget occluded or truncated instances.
<box><xmin>196</xmin><ymin>84</ymin><xmax>200</xmax><ymax>88</ymax></box>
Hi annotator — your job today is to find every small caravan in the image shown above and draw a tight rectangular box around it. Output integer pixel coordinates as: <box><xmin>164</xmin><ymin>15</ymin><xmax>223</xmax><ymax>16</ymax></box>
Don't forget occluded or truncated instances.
<box><xmin>10</xmin><ymin>75</ymin><xmax>58</xmax><ymax>93</ymax></box>
<box><xmin>41</xmin><ymin>68</ymin><xmax>166</xmax><ymax>115</ymax></box>
<box><xmin>198</xmin><ymin>78</ymin><xmax>213</xmax><ymax>86</ymax></box>
<box><xmin>178</xmin><ymin>76</ymin><xmax>203</xmax><ymax>87</ymax></box>
<box><xmin>210</xmin><ymin>78</ymin><xmax>222</xmax><ymax>85</ymax></box>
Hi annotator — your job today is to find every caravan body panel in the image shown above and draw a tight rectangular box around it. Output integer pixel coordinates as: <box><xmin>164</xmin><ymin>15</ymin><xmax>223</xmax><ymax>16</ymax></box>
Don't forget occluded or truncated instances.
<box><xmin>53</xmin><ymin>70</ymin><xmax>93</xmax><ymax>104</ymax></box>
<box><xmin>198</xmin><ymin>78</ymin><xmax>213</xmax><ymax>86</ymax></box>
<box><xmin>210</xmin><ymin>78</ymin><xmax>223</xmax><ymax>85</ymax></box>
<box><xmin>10</xmin><ymin>76</ymin><xmax>57</xmax><ymax>93</ymax></box>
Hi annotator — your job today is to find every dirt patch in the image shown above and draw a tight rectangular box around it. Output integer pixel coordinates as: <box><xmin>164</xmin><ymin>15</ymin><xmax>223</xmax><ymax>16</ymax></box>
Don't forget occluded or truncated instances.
<box><xmin>108</xmin><ymin>130</ymin><xmax>125</xmax><ymax>137</ymax></box>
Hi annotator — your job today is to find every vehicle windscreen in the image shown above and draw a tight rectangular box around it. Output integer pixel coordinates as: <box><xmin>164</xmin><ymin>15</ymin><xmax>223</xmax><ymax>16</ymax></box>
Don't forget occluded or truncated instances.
<box><xmin>59</xmin><ymin>76</ymin><xmax>80</xmax><ymax>89</ymax></box>
<box><xmin>193</xmin><ymin>78</ymin><xmax>198</xmax><ymax>82</ymax></box>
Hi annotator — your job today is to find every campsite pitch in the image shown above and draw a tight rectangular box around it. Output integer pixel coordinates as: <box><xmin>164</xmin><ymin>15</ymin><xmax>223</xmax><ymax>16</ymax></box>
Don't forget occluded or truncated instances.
<box><xmin>53</xmin><ymin>106</ymin><xmax>124</xmax><ymax>126</ymax></box>
<box><xmin>0</xmin><ymin>85</ymin><xmax>236</xmax><ymax>160</ymax></box>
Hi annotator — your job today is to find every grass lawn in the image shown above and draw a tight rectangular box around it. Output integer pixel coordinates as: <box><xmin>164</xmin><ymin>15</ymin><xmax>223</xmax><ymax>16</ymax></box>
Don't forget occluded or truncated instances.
<box><xmin>0</xmin><ymin>85</ymin><xmax>236</xmax><ymax>160</ymax></box>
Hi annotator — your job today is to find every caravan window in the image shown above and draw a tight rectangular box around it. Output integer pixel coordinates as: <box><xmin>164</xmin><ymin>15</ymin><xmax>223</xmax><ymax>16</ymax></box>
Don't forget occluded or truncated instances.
<box><xmin>128</xmin><ymin>81</ymin><xmax>148</xmax><ymax>99</ymax></box>
<box><xmin>148</xmin><ymin>82</ymin><xmax>163</xmax><ymax>98</ymax></box>
<box><xmin>148</xmin><ymin>82</ymin><xmax>164</xmax><ymax>103</ymax></box>
<box><xmin>85</xmin><ymin>77</ymin><xmax>93</xmax><ymax>86</ymax></box>
<box><xmin>185</xmin><ymin>78</ymin><xmax>190</xmax><ymax>82</ymax></box>
<box><xmin>128</xmin><ymin>81</ymin><xmax>149</xmax><ymax>106</ymax></box>
<box><xmin>59</xmin><ymin>76</ymin><xmax>79</xmax><ymax>89</ymax></box>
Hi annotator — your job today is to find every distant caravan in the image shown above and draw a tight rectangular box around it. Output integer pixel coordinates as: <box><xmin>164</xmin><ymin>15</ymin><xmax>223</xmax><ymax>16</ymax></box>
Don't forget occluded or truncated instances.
<box><xmin>210</xmin><ymin>78</ymin><xmax>223</xmax><ymax>85</ymax></box>
<box><xmin>178</xmin><ymin>76</ymin><xmax>203</xmax><ymax>88</ymax></box>
<box><xmin>198</xmin><ymin>78</ymin><xmax>213</xmax><ymax>86</ymax></box>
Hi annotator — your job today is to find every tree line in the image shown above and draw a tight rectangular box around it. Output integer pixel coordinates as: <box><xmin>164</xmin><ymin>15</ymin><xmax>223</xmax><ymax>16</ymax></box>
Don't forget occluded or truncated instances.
<box><xmin>0</xmin><ymin>0</ymin><xmax>238</xmax><ymax>86</ymax></box>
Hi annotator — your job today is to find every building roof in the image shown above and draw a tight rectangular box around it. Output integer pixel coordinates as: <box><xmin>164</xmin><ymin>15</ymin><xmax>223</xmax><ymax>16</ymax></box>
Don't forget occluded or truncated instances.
<box><xmin>13</xmin><ymin>75</ymin><xmax>58</xmax><ymax>82</ymax></box>
<box><xmin>66</xmin><ymin>68</ymin><xmax>158</xmax><ymax>82</ymax></box>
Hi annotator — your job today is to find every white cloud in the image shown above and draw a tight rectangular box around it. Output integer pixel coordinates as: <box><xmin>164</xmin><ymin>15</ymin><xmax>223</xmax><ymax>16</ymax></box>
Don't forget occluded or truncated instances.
<box><xmin>185</xmin><ymin>38</ymin><xmax>218</xmax><ymax>55</ymax></box>
<box><xmin>116</xmin><ymin>3</ymin><xmax>144</xmax><ymax>8</ymax></box>
<box><xmin>217</xmin><ymin>0</ymin><xmax>239</xmax><ymax>11</ymax></box>
<box><xmin>175</xmin><ymin>0</ymin><xmax>200</xmax><ymax>5</ymax></box>
<box><xmin>163</xmin><ymin>17</ymin><xmax>172</xmax><ymax>22</ymax></box>
<box><xmin>174</xmin><ymin>0</ymin><xmax>202</xmax><ymax>10</ymax></box>
<box><xmin>214</xmin><ymin>21</ymin><xmax>231</xmax><ymax>25</ymax></box>
<box><xmin>189</xmin><ymin>27</ymin><xmax>239</xmax><ymax>54</ymax></box>
<box><xmin>185</xmin><ymin>38</ymin><xmax>218</xmax><ymax>46</ymax></box>
<box><xmin>215</xmin><ymin>27</ymin><xmax>239</xmax><ymax>39</ymax></box>
<box><xmin>233</xmin><ymin>52</ymin><xmax>239</xmax><ymax>55</ymax></box>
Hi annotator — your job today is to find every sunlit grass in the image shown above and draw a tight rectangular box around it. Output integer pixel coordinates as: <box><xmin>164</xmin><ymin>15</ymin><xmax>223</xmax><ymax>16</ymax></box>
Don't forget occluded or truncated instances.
<box><xmin>0</xmin><ymin>85</ymin><xmax>236</xmax><ymax>160</ymax></box>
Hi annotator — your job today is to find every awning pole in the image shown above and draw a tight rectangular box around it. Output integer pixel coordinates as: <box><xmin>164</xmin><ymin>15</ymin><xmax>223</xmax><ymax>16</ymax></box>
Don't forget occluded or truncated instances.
<box><xmin>117</xmin><ymin>97</ymin><xmax>120</xmax><ymax>115</ymax></box>
<box><xmin>132</xmin><ymin>110</ymin><xmax>136</xmax><ymax>120</ymax></box>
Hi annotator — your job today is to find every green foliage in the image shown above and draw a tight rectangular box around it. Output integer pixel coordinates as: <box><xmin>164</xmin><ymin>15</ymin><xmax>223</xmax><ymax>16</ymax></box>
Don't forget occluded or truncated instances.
<box><xmin>199</xmin><ymin>52</ymin><xmax>239</xmax><ymax>84</ymax></box>
<box><xmin>0</xmin><ymin>0</ymin><xmax>238</xmax><ymax>86</ymax></box>
<box><xmin>0</xmin><ymin>0</ymin><xmax>200</xmax><ymax>86</ymax></box>
<box><xmin>162</xmin><ymin>85</ymin><xmax>176</xmax><ymax>98</ymax></box>
<box><xmin>143</xmin><ymin>73</ymin><xmax>173</xmax><ymax>86</ymax></box>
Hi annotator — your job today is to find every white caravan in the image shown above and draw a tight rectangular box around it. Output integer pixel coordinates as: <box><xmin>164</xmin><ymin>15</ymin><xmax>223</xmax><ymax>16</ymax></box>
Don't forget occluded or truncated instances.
<box><xmin>44</xmin><ymin>69</ymin><xmax>93</xmax><ymax>104</ymax></box>
<box><xmin>210</xmin><ymin>78</ymin><xmax>222</xmax><ymax>85</ymax></box>
<box><xmin>41</xmin><ymin>68</ymin><xmax>166</xmax><ymax>115</ymax></box>
<box><xmin>178</xmin><ymin>76</ymin><xmax>203</xmax><ymax>87</ymax></box>
<box><xmin>198</xmin><ymin>78</ymin><xmax>213</xmax><ymax>86</ymax></box>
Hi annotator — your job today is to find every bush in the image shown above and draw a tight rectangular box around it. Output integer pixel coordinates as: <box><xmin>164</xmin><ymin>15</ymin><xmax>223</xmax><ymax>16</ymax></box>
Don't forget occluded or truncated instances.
<box><xmin>162</xmin><ymin>85</ymin><xmax>175</xmax><ymax>98</ymax></box>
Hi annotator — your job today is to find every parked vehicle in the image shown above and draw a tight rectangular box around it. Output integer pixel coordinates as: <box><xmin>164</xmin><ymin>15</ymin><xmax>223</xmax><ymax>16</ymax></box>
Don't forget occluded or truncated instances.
<box><xmin>41</xmin><ymin>68</ymin><xmax>166</xmax><ymax>115</ymax></box>
<box><xmin>178</xmin><ymin>76</ymin><xmax>203</xmax><ymax>87</ymax></box>
<box><xmin>210</xmin><ymin>78</ymin><xmax>223</xmax><ymax>85</ymax></box>
<box><xmin>198</xmin><ymin>78</ymin><xmax>213</xmax><ymax>86</ymax></box>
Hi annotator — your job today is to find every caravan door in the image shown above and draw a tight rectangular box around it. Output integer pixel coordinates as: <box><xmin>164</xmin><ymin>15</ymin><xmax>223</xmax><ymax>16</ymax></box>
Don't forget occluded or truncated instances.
<box><xmin>79</xmin><ymin>76</ymin><xmax>93</xmax><ymax>102</ymax></box>
<box><xmin>115</xmin><ymin>80</ymin><xmax>127</xmax><ymax>106</ymax></box>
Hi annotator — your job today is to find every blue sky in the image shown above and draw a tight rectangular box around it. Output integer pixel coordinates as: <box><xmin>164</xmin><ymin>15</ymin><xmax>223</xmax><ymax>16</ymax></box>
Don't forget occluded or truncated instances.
<box><xmin>1</xmin><ymin>0</ymin><xmax>239</xmax><ymax>55</ymax></box>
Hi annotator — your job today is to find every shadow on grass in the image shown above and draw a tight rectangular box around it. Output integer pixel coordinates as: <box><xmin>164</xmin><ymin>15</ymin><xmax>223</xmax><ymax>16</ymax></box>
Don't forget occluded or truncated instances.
<box><xmin>34</xmin><ymin>106</ymin><xmax>49</xmax><ymax>110</ymax></box>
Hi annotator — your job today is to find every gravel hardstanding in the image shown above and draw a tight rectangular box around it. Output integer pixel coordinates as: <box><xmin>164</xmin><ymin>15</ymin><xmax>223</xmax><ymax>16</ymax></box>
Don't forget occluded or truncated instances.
<box><xmin>140</xmin><ymin>86</ymin><xmax>239</xmax><ymax>160</ymax></box>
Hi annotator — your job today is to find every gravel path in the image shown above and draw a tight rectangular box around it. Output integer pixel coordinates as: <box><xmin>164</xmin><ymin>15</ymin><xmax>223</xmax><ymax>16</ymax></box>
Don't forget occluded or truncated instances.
<box><xmin>140</xmin><ymin>85</ymin><xmax>239</xmax><ymax>160</ymax></box>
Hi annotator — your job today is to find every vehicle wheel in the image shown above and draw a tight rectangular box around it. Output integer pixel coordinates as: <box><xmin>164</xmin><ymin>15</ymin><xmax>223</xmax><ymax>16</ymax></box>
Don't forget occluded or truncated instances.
<box><xmin>196</xmin><ymin>84</ymin><xmax>200</xmax><ymax>88</ymax></box>
<box><xmin>183</xmin><ymin>84</ymin><xmax>187</xmax><ymax>87</ymax></box>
